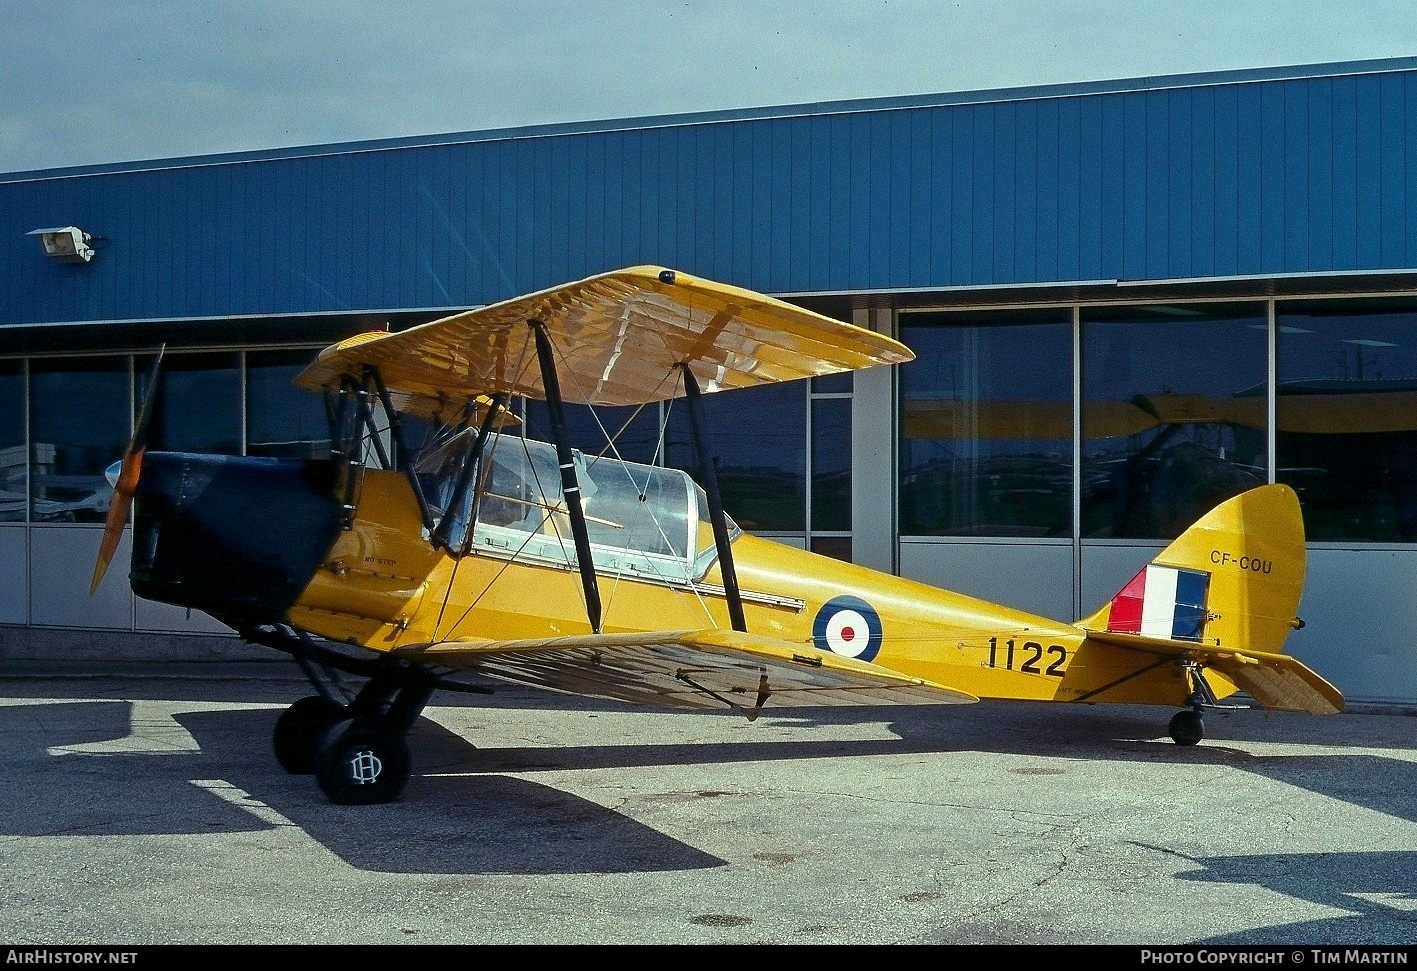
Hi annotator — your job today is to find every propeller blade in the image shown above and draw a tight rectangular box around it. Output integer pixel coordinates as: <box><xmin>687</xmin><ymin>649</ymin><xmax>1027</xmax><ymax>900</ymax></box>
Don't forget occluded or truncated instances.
<box><xmin>90</xmin><ymin>347</ymin><xmax>165</xmax><ymax>595</ymax></box>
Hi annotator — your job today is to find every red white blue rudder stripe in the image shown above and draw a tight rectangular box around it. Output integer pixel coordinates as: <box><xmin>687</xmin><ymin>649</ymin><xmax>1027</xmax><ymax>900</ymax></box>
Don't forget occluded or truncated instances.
<box><xmin>1105</xmin><ymin>565</ymin><xmax>1211</xmax><ymax>642</ymax></box>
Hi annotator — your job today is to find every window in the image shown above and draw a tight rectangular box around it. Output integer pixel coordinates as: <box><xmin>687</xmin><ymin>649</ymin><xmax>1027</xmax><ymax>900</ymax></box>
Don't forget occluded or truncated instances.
<box><xmin>811</xmin><ymin>391</ymin><xmax>851</xmax><ymax>533</ymax></box>
<box><xmin>522</xmin><ymin>401</ymin><xmax>664</xmax><ymax>467</ymax></box>
<box><xmin>1081</xmin><ymin>304</ymin><xmax>1267</xmax><ymax>539</ymax></box>
<box><xmin>1276</xmin><ymin>299</ymin><xmax>1417</xmax><ymax>542</ymax></box>
<box><xmin>899</xmin><ymin>309</ymin><xmax>1073</xmax><ymax>537</ymax></box>
<box><xmin>665</xmin><ymin>381</ymin><xmax>807</xmax><ymax>532</ymax></box>
<box><xmin>246</xmin><ymin>348</ymin><xmax>330</xmax><ymax>459</ymax></box>
<box><xmin>30</xmin><ymin>357</ymin><xmax>129</xmax><ymax>524</ymax></box>
<box><xmin>0</xmin><ymin>361</ymin><xmax>22</xmax><ymax>522</ymax></box>
<box><xmin>137</xmin><ymin>351</ymin><xmax>241</xmax><ymax>454</ymax></box>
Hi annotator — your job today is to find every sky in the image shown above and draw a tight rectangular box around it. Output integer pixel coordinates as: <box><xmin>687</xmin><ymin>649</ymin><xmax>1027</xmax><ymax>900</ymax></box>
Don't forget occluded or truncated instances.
<box><xmin>4</xmin><ymin>0</ymin><xmax>1417</xmax><ymax>174</ymax></box>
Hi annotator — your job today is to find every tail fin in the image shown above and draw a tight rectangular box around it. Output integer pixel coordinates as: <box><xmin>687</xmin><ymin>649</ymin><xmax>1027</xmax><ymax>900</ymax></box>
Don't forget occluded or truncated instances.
<box><xmin>1079</xmin><ymin>483</ymin><xmax>1307</xmax><ymax>657</ymax></box>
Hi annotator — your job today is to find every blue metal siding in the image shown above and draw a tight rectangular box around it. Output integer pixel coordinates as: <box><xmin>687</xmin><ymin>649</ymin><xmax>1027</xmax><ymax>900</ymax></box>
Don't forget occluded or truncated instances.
<box><xmin>949</xmin><ymin>108</ymin><xmax>973</xmax><ymax>288</ymax></box>
<box><xmin>1355</xmin><ymin>79</ymin><xmax>1382</xmax><ymax>268</ymax></box>
<box><xmin>1033</xmin><ymin>99</ymin><xmax>1059</xmax><ymax>282</ymax></box>
<box><xmin>994</xmin><ymin>101</ymin><xmax>1019</xmax><ymax>281</ymax></box>
<box><xmin>1213</xmin><ymin>85</ymin><xmax>1241</xmax><ymax>275</ymax></box>
<box><xmin>4</xmin><ymin>64</ymin><xmax>1417</xmax><ymax>327</ymax></box>
<box><xmin>1409</xmin><ymin>72</ymin><xmax>1417</xmax><ymax>263</ymax></box>
<box><xmin>1189</xmin><ymin>87</ymin><xmax>1215</xmax><ymax>277</ymax></box>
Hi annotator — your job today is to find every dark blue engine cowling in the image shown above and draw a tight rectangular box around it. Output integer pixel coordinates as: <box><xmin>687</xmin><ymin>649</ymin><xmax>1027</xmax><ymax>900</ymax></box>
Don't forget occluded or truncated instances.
<box><xmin>130</xmin><ymin>452</ymin><xmax>345</xmax><ymax>623</ymax></box>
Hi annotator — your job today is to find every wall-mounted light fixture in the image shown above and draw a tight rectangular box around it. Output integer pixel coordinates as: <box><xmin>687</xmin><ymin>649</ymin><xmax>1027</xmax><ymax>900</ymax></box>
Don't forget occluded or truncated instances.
<box><xmin>28</xmin><ymin>226</ymin><xmax>96</xmax><ymax>263</ymax></box>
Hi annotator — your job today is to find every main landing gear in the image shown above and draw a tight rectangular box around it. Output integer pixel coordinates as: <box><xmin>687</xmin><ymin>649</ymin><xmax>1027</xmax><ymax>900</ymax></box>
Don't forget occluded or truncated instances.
<box><xmin>240</xmin><ymin>623</ymin><xmax>496</xmax><ymax>805</ymax></box>
<box><xmin>1167</xmin><ymin>660</ymin><xmax>1245</xmax><ymax>747</ymax></box>
<box><xmin>272</xmin><ymin>658</ymin><xmax>438</xmax><ymax>804</ymax></box>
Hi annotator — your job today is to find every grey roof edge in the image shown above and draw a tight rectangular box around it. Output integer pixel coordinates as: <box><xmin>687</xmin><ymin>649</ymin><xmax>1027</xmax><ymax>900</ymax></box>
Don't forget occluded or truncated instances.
<box><xmin>6</xmin><ymin>56</ymin><xmax>1417</xmax><ymax>184</ymax></box>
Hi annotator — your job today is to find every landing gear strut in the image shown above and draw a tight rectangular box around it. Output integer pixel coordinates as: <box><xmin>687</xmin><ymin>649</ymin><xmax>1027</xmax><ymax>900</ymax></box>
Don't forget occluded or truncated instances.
<box><xmin>296</xmin><ymin>661</ymin><xmax>438</xmax><ymax>805</ymax></box>
<box><xmin>243</xmin><ymin>622</ymin><xmax>494</xmax><ymax>805</ymax></box>
<box><xmin>1167</xmin><ymin>660</ymin><xmax>1245</xmax><ymax>746</ymax></box>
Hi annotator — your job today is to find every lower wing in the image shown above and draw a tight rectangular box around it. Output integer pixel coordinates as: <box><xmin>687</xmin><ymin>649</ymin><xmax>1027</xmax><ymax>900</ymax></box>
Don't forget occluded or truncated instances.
<box><xmin>394</xmin><ymin>629</ymin><xmax>977</xmax><ymax>720</ymax></box>
<box><xmin>1084</xmin><ymin>630</ymin><xmax>1344</xmax><ymax>715</ymax></box>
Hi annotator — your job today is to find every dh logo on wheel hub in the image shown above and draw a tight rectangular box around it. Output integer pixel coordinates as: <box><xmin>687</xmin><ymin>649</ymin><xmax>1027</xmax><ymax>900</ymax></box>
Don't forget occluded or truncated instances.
<box><xmin>349</xmin><ymin>748</ymin><xmax>383</xmax><ymax>785</ymax></box>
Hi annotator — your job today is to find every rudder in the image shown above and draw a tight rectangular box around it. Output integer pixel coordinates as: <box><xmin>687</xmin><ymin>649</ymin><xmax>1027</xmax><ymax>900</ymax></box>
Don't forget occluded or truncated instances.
<box><xmin>1079</xmin><ymin>484</ymin><xmax>1307</xmax><ymax>657</ymax></box>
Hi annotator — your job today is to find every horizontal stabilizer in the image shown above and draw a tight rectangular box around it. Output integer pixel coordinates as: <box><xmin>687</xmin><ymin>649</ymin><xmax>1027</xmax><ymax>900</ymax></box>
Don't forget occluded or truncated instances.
<box><xmin>1084</xmin><ymin>628</ymin><xmax>1343</xmax><ymax>715</ymax></box>
<box><xmin>396</xmin><ymin>628</ymin><xmax>976</xmax><ymax>719</ymax></box>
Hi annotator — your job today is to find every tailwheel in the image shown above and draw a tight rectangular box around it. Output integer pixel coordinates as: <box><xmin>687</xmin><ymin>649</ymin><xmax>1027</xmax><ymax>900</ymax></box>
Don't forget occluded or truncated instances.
<box><xmin>313</xmin><ymin>717</ymin><xmax>412</xmax><ymax>805</ymax></box>
<box><xmin>1168</xmin><ymin>659</ymin><xmax>1231</xmax><ymax>746</ymax></box>
<box><xmin>273</xmin><ymin>695</ymin><xmax>347</xmax><ymax>774</ymax></box>
<box><xmin>1168</xmin><ymin>708</ymin><xmax>1204</xmax><ymax>746</ymax></box>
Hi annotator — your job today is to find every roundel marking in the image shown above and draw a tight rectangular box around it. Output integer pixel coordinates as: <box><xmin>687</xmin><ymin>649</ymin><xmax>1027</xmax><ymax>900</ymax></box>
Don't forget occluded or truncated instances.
<box><xmin>812</xmin><ymin>595</ymin><xmax>883</xmax><ymax>662</ymax></box>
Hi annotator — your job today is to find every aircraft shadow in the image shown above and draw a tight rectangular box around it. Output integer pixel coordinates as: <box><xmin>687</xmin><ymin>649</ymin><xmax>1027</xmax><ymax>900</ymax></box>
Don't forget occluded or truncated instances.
<box><xmin>0</xmin><ymin>699</ymin><xmax>722</xmax><ymax>876</ymax></box>
<box><xmin>430</xmin><ymin>694</ymin><xmax>1417</xmax><ymax>830</ymax></box>
<box><xmin>5</xmin><ymin>682</ymin><xmax>1417</xmax><ymax>882</ymax></box>
<box><xmin>1166</xmin><ymin>847</ymin><xmax>1417</xmax><ymax>945</ymax></box>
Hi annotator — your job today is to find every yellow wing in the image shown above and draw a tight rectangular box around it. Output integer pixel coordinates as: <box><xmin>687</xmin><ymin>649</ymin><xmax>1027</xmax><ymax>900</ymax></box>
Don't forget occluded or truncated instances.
<box><xmin>393</xmin><ymin>628</ymin><xmax>976</xmax><ymax>720</ymax></box>
<box><xmin>295</xmin><ymin>265</ymin><xmax>914</xmax><ymax>418</ymax></box>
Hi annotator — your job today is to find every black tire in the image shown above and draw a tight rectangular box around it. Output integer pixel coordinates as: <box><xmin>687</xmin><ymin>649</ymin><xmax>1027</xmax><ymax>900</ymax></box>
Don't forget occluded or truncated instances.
<box><xmin>273</xmin><ymin>696</ymin><xmax>347</xmax><ymax>774</ymax></box>
<box><xmin>1169</xmin><ymin>709</ymin><xmax>1204</xmax><ymax>746</ymax></box>
<box><xmin>313</xmin><ymin>718</ymin><xmax>412</xmax><ymax>805</ymax></box>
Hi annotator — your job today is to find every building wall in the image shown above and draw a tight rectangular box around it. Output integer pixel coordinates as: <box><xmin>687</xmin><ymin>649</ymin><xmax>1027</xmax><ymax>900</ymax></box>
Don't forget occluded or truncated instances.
<box><xmin>3</xmin><ymin>60</ymin><xmax>1416</xmax><ymax>328</ymax></box>
<box><xmin>2</xmin><ymin>59</ymin><xmax>1417</xmax><ymax>711</ymax></box>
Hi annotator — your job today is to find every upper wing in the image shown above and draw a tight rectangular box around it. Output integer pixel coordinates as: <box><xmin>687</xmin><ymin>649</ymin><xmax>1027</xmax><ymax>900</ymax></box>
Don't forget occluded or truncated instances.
<box><xmin>1084</xmin><ymin>629</ymin><xmax>1344</xmax><ymax>715</ymax></box>
<box><xmin>393</xmin><ymin>628</ymin><xmax>976</xmax><ymax>720</ymax></box>
<box><xmin>294</xmin><ymin>266</ymin><xmax>914</xmax><ymax>418</ymax></box>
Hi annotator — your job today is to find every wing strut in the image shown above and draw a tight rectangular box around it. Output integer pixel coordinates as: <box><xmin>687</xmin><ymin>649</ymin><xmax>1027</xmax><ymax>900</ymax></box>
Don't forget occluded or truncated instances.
<box><xmin>530</xmin><ymin>320</ymin><xmax>603</xmax><ymax>633</ymax></box>
<box><xmin>678</xmin><ymin>364</ymin><xmax>747</xmax><ymax>632</ymax></box>
<box><xmin>366</xmin><ymin>365</ymin><xmax>436</xmax><ymax>534</ymax></box>
<box><xmin>432</xmin><ymin>392</ymin><xmax>507</xmax><ymax>553</ymax></box>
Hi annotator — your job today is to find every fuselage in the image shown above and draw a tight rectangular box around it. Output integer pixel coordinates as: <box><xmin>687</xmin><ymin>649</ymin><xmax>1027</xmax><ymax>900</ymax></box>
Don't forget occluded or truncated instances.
<box><xmin>130</xmin><ymin>452</ymin><xmax>1195</xmax><ymax>709</ymax></box>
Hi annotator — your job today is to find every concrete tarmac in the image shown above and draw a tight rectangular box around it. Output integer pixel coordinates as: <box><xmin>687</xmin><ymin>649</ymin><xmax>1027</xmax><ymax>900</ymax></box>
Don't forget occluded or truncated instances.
<box><xmin>1</xmin><ymin>660</ymin><xmax>1415</xmax><ymax>946</ymax></box>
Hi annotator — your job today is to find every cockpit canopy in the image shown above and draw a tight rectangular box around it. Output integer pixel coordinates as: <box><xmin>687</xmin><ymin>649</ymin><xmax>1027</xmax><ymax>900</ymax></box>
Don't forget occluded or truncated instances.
<box><xmin>416</xmin><ymin>432</ymin><xmax>738</xmax><ymax>585</ymax></box>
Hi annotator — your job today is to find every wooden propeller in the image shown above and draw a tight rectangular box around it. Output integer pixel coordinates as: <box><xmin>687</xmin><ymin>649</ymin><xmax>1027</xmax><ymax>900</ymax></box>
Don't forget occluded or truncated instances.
<box><xmin>90</xmin><ymin>347</ymin><xmax>165</xmax><ymax>595</ymax></box>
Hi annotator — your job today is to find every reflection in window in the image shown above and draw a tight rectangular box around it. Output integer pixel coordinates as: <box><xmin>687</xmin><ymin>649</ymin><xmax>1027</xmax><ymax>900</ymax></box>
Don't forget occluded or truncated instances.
<box><xmin>0</xmin><ymin>361</ymin><xmax>23</xmax><ymax>522</ymax></box>
<box><xmin>1276</xmin><ymin>299</ymin><xmax>1417</xmax><ymax>542</ymax></box>
<box><xmin>247</xmin><ymin>349</ymin><xmax>330</xmax><ymax>459</ymax></box>
<box><xmin>899</xmin><ymin>310</ymin><xmax>1072</xmax><ymax>537</ymax></box>
<box><xmin>522</xmin><ymin>401</ymin><xmax>664</xmax><ymax>466</ymax></box>
<box><xmin>665</xmin><ymin>381</ymin><xmax>806</xmax><ymax>532</ymax></box>
<box><xmin>137</xmin><ymin>351</ymin><xmax>241</xmax><ymax>454</ymax></box>
<box><xmin>1081</xmin><ymin>304</ymin><xmax>1267</xmax><ymax>539</ymax></box>
<box><xmin>30</xmin><ymin>357</ymin><xmax>129</xmax><ymax>523</ymax></box>
<box><xmin>812</xmin><ymin>396</ymin><xmax>850</xmax><ymax>532</ymax></box>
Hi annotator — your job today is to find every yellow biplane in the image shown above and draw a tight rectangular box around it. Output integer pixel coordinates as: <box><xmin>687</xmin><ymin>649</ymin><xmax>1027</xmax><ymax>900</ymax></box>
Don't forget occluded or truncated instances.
<box><xmin>90</xmin><ymin>266</ymin><xmax>1343</xmax><ymax>804</ymax></box>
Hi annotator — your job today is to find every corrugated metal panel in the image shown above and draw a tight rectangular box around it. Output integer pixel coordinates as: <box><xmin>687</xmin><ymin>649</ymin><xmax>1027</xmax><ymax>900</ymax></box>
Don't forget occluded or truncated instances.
<box><xmin>2</xmin><ymin>63</ymin><xmax>1415</xmax><ymax>328</ymax></box>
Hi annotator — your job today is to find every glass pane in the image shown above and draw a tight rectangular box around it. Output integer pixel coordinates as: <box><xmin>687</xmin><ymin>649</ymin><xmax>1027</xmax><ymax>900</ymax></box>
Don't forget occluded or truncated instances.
<box><xmin>812</xmin><ymin>372</ymin><xmax>852</xmax><ymax>394</ymax></box>
<box><xmin>247</xmin><ymin>349</ymin><xmax>331</xmax><ymax>459</ymax></box>
<box><xmin>1276</xmin><ymin>299</ymin><xmax>1417</xmax><ymax>541</ymax></box>
<box><xmin>665</xmin><ymin>381</ymin><xmax>806</xmax><ymax>532</ymax></box>
<box><xmin>137</xmin><ymin>351</ymin><xmax>241</xmax><ymax>454</ymax></box>
<box><xmin>899</xmin><ymin>309</ymin><xmax>1072</xmax><ymax>537</ymax></box>
<box><xmin>1081</xmin><ymin>303</ymin><xmax>1267</xmax><ymax>539</ymax></box>
<box><xmin>0</xmin><ymin>362</ymin><xmax>23</xmax><ymax>522</ymax></box>
<box><xmin>30</xmin><ymin>357</ymin><xmax>129</xmax><ymax>523</ymax></box>
<box><xmin>812</xmin><ymin>396</ymin><xmax>851</xmax><ymax>531</ymax></box>
<box><xmin>522</xmin><ymin>401</ymin><xmax>664</xmax><ymax>466</ymax></box>
<box><xmin>810</xmin><ymin>535</ymin><xmax>852</xmax><ymax>562</ymax></box>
